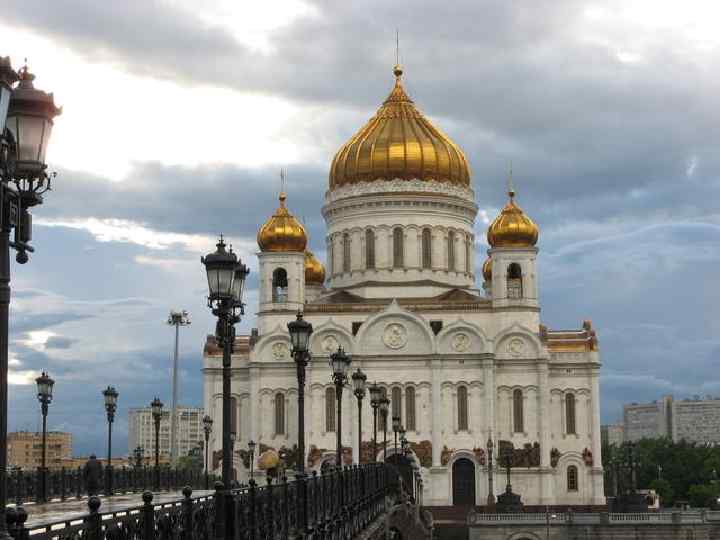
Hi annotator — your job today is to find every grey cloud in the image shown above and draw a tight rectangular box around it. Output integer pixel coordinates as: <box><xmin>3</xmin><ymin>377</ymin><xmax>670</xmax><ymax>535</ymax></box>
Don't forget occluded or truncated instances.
<box><xmin>44</xmin><ymin>335</ymin><xmax>77</xmax><ymax>349</ymax></box>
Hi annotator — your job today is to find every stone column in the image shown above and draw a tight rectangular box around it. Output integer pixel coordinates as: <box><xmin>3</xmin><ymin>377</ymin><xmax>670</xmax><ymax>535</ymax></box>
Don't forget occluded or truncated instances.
<box><xmin>590</xmin><ymin>367</ymin><xmax>604</xmax><ymax>503</ymax></box>
<box><xmin>431</xmin><ymin>359</ymin><xmax>442</xmax><ymax>467</ymax></box>
<box><xmin>538</xmin><ymin>360</ymin><xmax>553</xmax><ymax>504</ymax></box>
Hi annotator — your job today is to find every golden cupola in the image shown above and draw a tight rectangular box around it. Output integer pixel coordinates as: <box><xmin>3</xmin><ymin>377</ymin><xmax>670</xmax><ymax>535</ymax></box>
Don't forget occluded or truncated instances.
<box><xmin>304</xmin><ymin>250</ymin><xmax>326</xmax><ymax>285</ymax></box>
<box><xmin>482</xmin><ymin>257</ymin><xmax>493</xmax><ymax>281</ymax></box>
<box><xmin>487</xmin><ymin>189</ymin><xmax>539</xmax><ymax>248</ymax></box>
<box><xmin>257</xmin><ymin>192</ymin><xmax>308</xmax><ymax>252</ymax></box>
<box><xmin>329</xmin><ymin>65</ymin><xmax>471</xmax><ymax>190</ymax></box>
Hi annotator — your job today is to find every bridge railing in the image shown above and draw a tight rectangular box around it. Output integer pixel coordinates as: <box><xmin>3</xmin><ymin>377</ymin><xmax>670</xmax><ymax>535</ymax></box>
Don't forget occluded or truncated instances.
<box><xmin>8</xmin><ymin>466</ymin><xmax>216</xmax><ymax>504</ymax></box>
<box><xmin>7</xmin><ymin>463</ymin><xmax>398</xmax><ymax>540</ymax></box>
<box><xmin>469</xmin><ymin>510</ymin><xmax>720</xmax><ymax>526</ymax></box>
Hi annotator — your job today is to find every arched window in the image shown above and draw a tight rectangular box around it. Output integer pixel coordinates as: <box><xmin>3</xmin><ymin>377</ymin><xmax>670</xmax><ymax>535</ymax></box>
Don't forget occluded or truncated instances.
<box><xmin>274</xmin><ymin>393</ymin><xmax>285</xmax><ymax>435</ymax></box>
<box><xmin>343</xmin><ymin>233</ymin><xmax>351</xmax><ymax>273</ymax></box>
<box><xmin>272</xmin><ymin>268</ymin><xmax>288</xmax><ymax>302</ymax></box>
<box><xmin>507</xmin><ymin>263</ymin><xmax>523</xmax><ymax>299</ymax></box>
<box><xmin>325</xmin><ymin>387</ymin><xmax>336</xmax><ymax>432</ymax></box>
<box><xmin>406</xmin><ymin>387</ymin><xmax>416</xmax><ymax>431</ymax></box>
<box><xmin>391</xmin><ymin>387</ymin><xmax>402</xmax><ymax>422</ymax></box>
<box><xmin>448</xmin><ymin>230</ymin><xmax>456</xmax><ymax>271</ymax></box>
<box><xmin>229</xmin><ymin>397</ymin><xmax>238</xmax><ymax>439</ymax></box>
<box><xmin>393</xmin><ymin>227</ymin><xmax>404</xmax><ymax>268</ymax></box>
<box><xmin>422</xmin><ymin>228</ymin><xmax>432</xmax><ymax>269</ymax></box>
<box><xmin>457</xmin><ymin>386</ymin><xmax>469</xmax><ymax>431</ymax></box>
<box><xmin>465</xmin><ymin>235</ymin><xmax>472</xmax><ymax>273</ymax></box>
<box><xmin>567</xmin><ymin>465</ymin><xmax>578</xmax><ymax>491</ymax></box>
<box><xmin>365</xmin><ymin>229</ymin><xmax>375</xmax><ymax>269</ymax></box>
<box><xmin>566</xmin><ymin>393</ymin><xmax>576</xmax><ymax>435</ymax></box>
<box><xmin>513</xmin><ymin>389</ymin><xmax>524</xmax><ymax>433</ymax></box>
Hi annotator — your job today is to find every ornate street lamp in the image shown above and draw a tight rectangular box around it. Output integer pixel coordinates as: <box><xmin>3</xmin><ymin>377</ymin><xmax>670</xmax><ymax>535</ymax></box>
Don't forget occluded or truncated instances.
<box><xmin>379</xmin><ymin>396</ymin><xmax>389</xmax><ymax>463</ymax></box>
<box><xmin>351</xmin><ymin>368</ymin><xmax>367</xmax><ymax>464</ymax></box>
<box><xmin>35</xmin><ymin>371</ymin><xmax>54</xmax><ymax>503</ymax></box>
<box><xmin>166</xmin><ymin>310</ymin><xmax>190</xmax><ymax>466</ymax></box>
<box><xmin>151</xmin><ymin>397</ymin><xmax>163</xmax><ymax>490</ymax></box>
<box><xmin>133</xmin><ymin>446</ymin><xmax>144</xmax><ymax>469</ymax></box>
<box><xmin>368</xmin><ymin>382</ymin><xmax>382</xmax><ymax>462</ymax></box>
<box><xmin>392</xmin><ymin>416</ymin><xmax>401</xmax><ymax>461</ymax></box>
<box><xmin>486</xmin><ymin>435</ymin><xmax>496</xmax><ymax>505</ymax></box>
<box><xmin>330</xmin><ymin>347</ymin><xmax>351</xmax><ymax>467</ymax></box>
<box><xmin>248</xmin><ymin>439</ymin><xmax>256</xmax><ymax>480</ymax></box>
<box><xmin>287</xmin><ymin>311</ymin><xmax>313</xmax><ymax>473</ymax></box>
<box><xmin>0</xmin><ymin>59</ymin><xmax>59</xmax><ymax>540</ymax></box>
<box><xmin>202</xmin><ymin>415</ymin><xmax>213</xmax><ymax>490</ymax></box>
<box><xmin>201</xmin><ymin>236</ymin><xmax>248</xmax><ymax>490</ymax></box>
<box><xmin>102</xmin><ymin>386</ymin><xmax>118</xmax><ymax>496</ymax></box>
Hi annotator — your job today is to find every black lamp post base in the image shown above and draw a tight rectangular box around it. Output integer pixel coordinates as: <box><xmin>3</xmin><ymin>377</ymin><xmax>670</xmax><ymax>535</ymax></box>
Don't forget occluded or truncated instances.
<box><xmin>495</xmin><ymin>486</ymin><xmax>523</xmax><ymax>513</ymax></box>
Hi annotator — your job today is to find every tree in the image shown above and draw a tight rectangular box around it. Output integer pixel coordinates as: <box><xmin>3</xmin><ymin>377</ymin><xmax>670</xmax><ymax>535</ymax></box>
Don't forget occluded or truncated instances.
<box><xmin>649</xmin><ymin>478</ymin><xmax>674</xmax><ymax>507</ymax></box>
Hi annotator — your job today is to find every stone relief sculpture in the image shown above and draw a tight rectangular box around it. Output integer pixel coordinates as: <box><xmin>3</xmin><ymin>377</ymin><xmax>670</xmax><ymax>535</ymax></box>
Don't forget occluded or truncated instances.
<box><xmin>383</xmin><ymin>323</ymin><xmax>408</xmax><ymax>349</ymax></box>
<box><xmin>451</xmin><ymin>332</ymin><xmax>471</xmax><ymax>352</ymax></box>
<box><xmin>271</xmin><ymin>342</ymin><xmax>289</xmax><ymax>360</ymax></box>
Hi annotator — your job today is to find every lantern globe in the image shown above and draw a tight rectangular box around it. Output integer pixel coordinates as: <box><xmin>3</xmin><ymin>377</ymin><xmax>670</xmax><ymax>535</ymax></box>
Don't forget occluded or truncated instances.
<box><xmin>369</xmin><ymin>382</ymin><xmax>381</xmax><ymax>404</ymax></box>
<box><xmin>202</xmin><ymin>414</ymin><xmax>213</xmax><ymax>432</ymax></box>
<box><xmin>0</xmin><ymin>57</ymin><xmax>17</xmax><ymax>136</ymax></box>
<box><xmin>151</xmin><ymin>397</ymin><xmax>163</xmax><ymax>418</ymax></box>
<box><xmin>351</xmin><ymin>368</ymin><xmax>367</xmax><ymax>394</ymax></box>
<box><xmin>103</xmin><ymin>386</ymin><xmax>118</xmax><ymax>408</ymax></box>
<box><xmin>35</xmin><ymin>371</ymin><xmax>54</xmax><ymax>401</ymax></box>
<box><xmin>201</xmin><ymin>236</ymin><xmax>237</xmax><ymax>301</ymax></box>
<box><xmin>231</xmin><ymin>262</ymin><xmax>249</xmax><ymax>306</ymax></box>
<box><xmin>287</xmin><ymin>311</ymin><xmax>313</xmax><ymax>353</ymax></box>
<box><xmin>248</xmin><ymin>440</ymin><xmax>256</xmax><ymax>452</ymax></box>
<box><xmin>392</xmin><ymin>415</ymin><xmax>401</xmax><ymax>432</ymax></box>
<box><xmin>330</xmin><ymin>347</ymin><xmax>351</xmax><ymax>377</ymax></box>
<box><xmin>6</xmin><ymin>64</ymin><xmax>61</xmax><ymax>179</ymax></box>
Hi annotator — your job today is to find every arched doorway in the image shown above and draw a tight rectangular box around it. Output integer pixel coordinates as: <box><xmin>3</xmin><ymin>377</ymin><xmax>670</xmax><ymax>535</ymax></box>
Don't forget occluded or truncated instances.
<box><xmin>387</xmin><ymin>453</ymin><xmax>413</xmax><ymax>494</ymax></box>
<box><xmin>452</xmin><ymin>458</ymin><xmax>476</xmax><ymax>506</ymax></box>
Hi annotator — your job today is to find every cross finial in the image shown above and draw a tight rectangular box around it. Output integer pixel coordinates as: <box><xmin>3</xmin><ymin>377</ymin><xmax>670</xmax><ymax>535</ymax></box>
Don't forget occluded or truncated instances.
<box><xmin>396</xmin><ymin>29</ymin><xmax>400</xmax><ymax>66</ymax></box>
<box><xmin>507</xmin><ymin>162</ymin><xmax>515</xmax><ymax>199</ymax></box>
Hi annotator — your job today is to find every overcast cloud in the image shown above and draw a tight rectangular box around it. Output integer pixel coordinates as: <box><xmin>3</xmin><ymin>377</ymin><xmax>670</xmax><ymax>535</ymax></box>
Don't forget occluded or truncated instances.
<box><xmin>2</xmin><ymin>0</ymin><xmax>719</xmax><ymax>454</ymax></box>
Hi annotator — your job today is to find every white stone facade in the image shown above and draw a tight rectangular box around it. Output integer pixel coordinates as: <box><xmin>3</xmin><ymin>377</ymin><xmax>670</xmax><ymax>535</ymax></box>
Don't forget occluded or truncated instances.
<box><xmin>202</xmin><ymin>179</ymin><xmax>605</xmax><ymax>507</ymax></box>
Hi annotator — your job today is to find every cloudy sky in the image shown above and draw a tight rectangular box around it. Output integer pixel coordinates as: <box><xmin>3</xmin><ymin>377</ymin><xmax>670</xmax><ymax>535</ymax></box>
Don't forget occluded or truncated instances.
<box><xmin>3</xmin><ymin>0</ymin><xmax>720</xmax><ymax>456</ymax></box>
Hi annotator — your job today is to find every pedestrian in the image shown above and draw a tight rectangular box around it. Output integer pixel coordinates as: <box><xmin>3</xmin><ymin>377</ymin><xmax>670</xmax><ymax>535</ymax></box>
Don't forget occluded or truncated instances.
<box><xmin>84</xmin><ymin>454</ymin><xmax>102</xmax><ymax>496</ymax></box>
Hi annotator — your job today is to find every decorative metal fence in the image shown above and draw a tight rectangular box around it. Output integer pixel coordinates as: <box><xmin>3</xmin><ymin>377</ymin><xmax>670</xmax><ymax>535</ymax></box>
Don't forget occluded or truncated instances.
<box><xmin>8</xmin><ymin>463</ymin><xmax>397</xmax><ymax>540</ymax></box>
<box><xmin>8</xmin><ymin>467</ymin><xmax>215</xmax><ymax>504</ymax></box>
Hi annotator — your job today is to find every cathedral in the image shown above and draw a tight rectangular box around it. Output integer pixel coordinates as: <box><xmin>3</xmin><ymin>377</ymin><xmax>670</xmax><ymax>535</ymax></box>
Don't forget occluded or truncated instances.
<box><xmin>202</xmin><ymin>65</ymin><xmax>604</xmax><ymax>507</ymax></box>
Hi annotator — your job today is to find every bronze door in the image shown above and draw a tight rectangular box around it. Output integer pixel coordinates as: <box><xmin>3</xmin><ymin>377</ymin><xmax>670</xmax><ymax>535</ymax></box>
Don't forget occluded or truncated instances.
<box><xmin>452</xmin><ymin>458</ymin><xmax>476</xmax><ymax>506</ymax></box>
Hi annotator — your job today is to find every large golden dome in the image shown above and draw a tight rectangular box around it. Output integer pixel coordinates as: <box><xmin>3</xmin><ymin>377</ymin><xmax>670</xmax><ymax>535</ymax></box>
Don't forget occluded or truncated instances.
<box><xmin>487</xmin><ymin>190</ymin><xmax>539</xmax><ymax>248</ymax></box>
<box><xmin>305</xmin><ymin>250</ymin><xmax>326</xmax><ymax>285</ymax></box>
<box><xmin>257</xmin><ymin>192</ymin><xmax>307</xmax><ymax>252</ymax></box>
<box><xmin>329</xmin><ymin>65</ymin><xmax>471</xmax><ymax>190</ymax></box>
<box><xmin>482</xmin><ymin>257</ymin><xmax>492</xmax><ymax>281</ymax></box>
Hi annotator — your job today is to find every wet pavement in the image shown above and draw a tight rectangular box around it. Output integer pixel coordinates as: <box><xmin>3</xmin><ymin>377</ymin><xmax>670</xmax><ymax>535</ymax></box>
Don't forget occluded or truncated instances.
<box><xmin>16</xmin><ymin>490</ymin><xmax>214</xmax><ymax>529</ymax></box>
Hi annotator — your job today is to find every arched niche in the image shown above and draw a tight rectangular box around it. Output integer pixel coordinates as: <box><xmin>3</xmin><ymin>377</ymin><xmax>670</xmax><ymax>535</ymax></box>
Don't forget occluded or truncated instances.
<box><xmin>308</xmin><ymin>319</ymin><xmax>355</xmax><ymax>356</ymax></box>
<box><xmin>436</xmin><ymin>319</ymin><xmax>487</xmax><ymax>355</ymax></box>
<box><xmin>355</xmin><ymin>300</ymin><xmax>434</xmax><ymax>355</ymax></box>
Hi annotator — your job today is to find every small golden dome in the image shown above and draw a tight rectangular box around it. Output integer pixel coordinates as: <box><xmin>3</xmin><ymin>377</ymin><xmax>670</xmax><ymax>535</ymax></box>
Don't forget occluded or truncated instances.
<box><xmin>257</xmin><ymin>192</ymin><xmax>308</xmax><ymax>252</ymax></box>
<box><xmin>487</xmin><ymin>190</ymin><xmax>539</xmax><ymax>248</ymax></box>
<box><xmin>258</xmin><ymin>449</ymin><xmax>279</xmax><ymax>470</ymax></box>
<box><xmin>305</xmin><ymin>250</ymin><xmax>326</xmax><ymax>285</ymax></box>
<box><xmin>329</xmin><ymin>65</ymin><xmax>471</xmax><ymax>190</ymax></box>
<box><xmin>482</xmin><ymin>257</ymin><xmax>492</xmax><ymax>281</ymax></box>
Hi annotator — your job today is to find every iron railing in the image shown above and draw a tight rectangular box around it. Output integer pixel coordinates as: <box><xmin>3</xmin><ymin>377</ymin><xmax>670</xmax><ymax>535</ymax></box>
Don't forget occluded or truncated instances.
<box><xmin>8</xmin><ymin>467</ymin><xmax>215</xmax><ymax>504</ymax></box>
<box><xmin>8</xmin><ymin>463</ymin><xmax>398</xmax><ymax>540</ymax></box>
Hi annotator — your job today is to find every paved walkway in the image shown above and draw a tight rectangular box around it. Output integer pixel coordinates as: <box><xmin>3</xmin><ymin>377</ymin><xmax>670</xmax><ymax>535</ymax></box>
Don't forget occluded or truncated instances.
<box><xmin>17</xmin><ymin>490</ymin><xmax>214</xmax><ymax>528</ymax></box>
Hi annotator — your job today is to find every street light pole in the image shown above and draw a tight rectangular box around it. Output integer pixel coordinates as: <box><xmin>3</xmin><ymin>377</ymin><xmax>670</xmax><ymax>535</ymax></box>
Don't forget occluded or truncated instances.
<box><xmin>248</xmin><ymin>440</ymin><xmax>256</xmax><ymax>480</ymax></box>
<box><xmin>351</xmin><ymin>368</ymin><xmax>367</xmax><ymax>464</ymax></box>
<box><xmin>0</xmin><ymin>57</ymin><xmax>60</xmax><ymax>540</ymax></box>
<box><xmin>369</xmin><ymin>383</ymin><xmax>381</xmax><ymax>462</ymax></box>
<box><xmin>202</xmin><ymin>415</ymin><xmax>213</xmax><ymax>490</ymax></box>
<box><xmin>379</xmin><ymin>397</ymin><xmax>389</xmax><ymax>463</ymax></box>
<box><xmin>167</xmin><ymin>310</ymin><xmax>190</xmax><ymax>466</ymax></box>
<box><xmin>392</xmin><ymin>416</ymin><xmax>401</xmax><ymax>462</ymax></box>
<box><xmin>202</xmin><ymin>237</ymin><xmax>248</xmax><ymax>490</ymax></box>
<box><xmin>486</xmin><ymin>435</ymin><xmax>495</xmax><ymax>506</ymax></box>
<box><xmin>102</xmin><ymin>386</ymin><xmax>118</xmax><ymax>496</ymax></box>
<box><xmin>330</xmin><ymin>347</ymin><xmax>351</xmax><ymax>467</ymax></box>
<box><xmin>151</xmin><ymin>397</ymin><xmax>163</xmax><ymax>490</ymax></box>
<box><xmin>35</xmin><ymin>371</ymin><xmax>54</xmax><ymax>503</ymax></box>
<box><xmin>287</xmin><ymin>312</ymin><xmax>313</xmax><ymax>475</ymax></box>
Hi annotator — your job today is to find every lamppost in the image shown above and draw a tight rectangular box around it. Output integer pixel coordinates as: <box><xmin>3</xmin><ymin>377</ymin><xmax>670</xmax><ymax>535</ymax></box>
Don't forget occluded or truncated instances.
<box><xmin>248</xmin><ymin>440</ymin><xmax>256</xmax><ymax>480</ymax></box>
<box><xmin>202</xmin><ymin>415</ymin><xmax>213</xmax><ymax>490</ymax></box>
<box><xmin>287</xmin><ymin>311</ymin><xmax>313</xmax><ymax>473</ymax></box>
<box><xmin>369</xmin><ymin>382</ymin><xmax>381</xmax><ymax>462</ymax></box>
<box><xmin>0</xmin><ymin>58</ymin><xmax>60</xmax><ymax>540</ymax></box>
<box><xmin>35</xmin><ymin>371</ymin><xmax>53</xmax><ymax>503</ymax></box>
<box><xmin>166</xmin><ymin>310</ymin><xmax>190</xmax><ymax>466</ymax></box>
<box><xmin>330</xmin><ymin>347</ymin><xmax>351</xmax><ymax>467</ymax></box>
<box><xmin>133</xmin><ymin>446</ymin><xmax>144</xmax><ymax>469</ymax></box>
<box><xmin>392</xmin><ymin>415</ymin><xmax>401</xmax><ymax>462</ymax></box>
<box><xmin>201</xmin><ymin>236</ymin><xmax>248</xmax><ymax>490</ymax></box>
<box><xmin>351</xmin><ymin>368</ymin><xmax>367</xmax><ymax>464</ymax></box>
<box><xmin>102</xmin><ymin>386</ymin><xmax>118</xmax><ymax>496</ymax></box>
<box><xmin>379</xmin><ymin>396</ymin><xmax>389</xmax><ymax>462</ymax></box>
<box><xmin>486</xmin><ymin>435</ymin><xmax>496</xmax><ymax>506</ymax></box>
<box><xmin>151</xmin><ymin>397</ymin><xmax>163</xmax><ymax>490</ymax></box>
